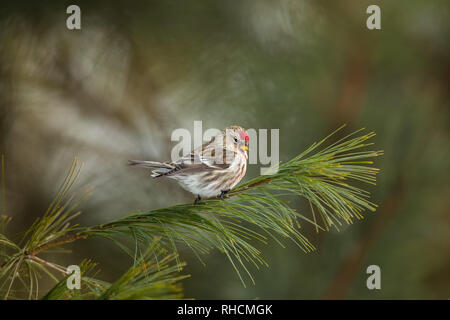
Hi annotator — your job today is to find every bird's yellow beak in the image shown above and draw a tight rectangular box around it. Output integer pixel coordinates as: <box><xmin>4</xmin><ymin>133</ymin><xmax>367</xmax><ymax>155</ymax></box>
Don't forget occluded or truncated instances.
<box><xmin>240</xmin><ymin>145</ymin><xmax>248</xmax><ymax>151</ymax></box>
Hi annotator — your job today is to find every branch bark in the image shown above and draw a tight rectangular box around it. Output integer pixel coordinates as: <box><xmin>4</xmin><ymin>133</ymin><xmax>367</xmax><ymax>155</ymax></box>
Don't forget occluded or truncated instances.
<box><xmin>26</xmin><ymin>254</ymin><xmax>68</xmax><ymax>275</ymax></box>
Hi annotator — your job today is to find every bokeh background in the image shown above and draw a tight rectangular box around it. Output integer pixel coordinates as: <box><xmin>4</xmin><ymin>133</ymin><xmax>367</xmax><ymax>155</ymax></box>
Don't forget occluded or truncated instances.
<box><xmin>0</xmin><ymin>0</ymin><xmax>449</xmax><ymax>299</ymax></box>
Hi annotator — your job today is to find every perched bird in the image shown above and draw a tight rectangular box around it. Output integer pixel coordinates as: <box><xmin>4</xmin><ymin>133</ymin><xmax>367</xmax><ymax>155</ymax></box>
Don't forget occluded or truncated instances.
<box><xmin>129</xmin><ymin>125</ymin><xmax>249</xmax><ymax>203</ymax></box>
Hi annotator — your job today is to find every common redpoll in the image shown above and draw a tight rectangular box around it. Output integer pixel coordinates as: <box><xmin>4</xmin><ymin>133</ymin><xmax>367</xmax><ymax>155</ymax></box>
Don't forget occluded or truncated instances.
<box><xmin>129</xmin><ymin>126</ymin><xmax>249</xmax><ymax>203</ymax></box>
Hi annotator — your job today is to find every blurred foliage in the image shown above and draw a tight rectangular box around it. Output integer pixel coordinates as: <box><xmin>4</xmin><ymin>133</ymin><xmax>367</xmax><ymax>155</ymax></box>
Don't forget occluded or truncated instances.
<box><xmin>0</xmin><ymin>0</ymin><xmax>449</xmax><ymax>299</ymax></box>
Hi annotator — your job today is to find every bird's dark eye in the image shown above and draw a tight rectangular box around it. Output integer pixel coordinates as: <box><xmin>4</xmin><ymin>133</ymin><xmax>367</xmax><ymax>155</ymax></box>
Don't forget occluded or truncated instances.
<box><xmin>234</xmin><ymin>137</ymin><xmax>238</xmax><ymax>143</ymax></box>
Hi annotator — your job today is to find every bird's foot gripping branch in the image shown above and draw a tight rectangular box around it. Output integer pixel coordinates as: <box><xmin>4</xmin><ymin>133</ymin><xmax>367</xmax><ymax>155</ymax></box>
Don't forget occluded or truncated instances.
<box><xmin>0</xmin><ymin>126</ymin><xmax>383</xmax><ymax>299</ymax></box>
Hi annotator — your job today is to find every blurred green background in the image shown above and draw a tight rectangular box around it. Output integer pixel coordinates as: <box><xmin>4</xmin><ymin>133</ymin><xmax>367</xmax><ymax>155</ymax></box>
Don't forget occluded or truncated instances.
<box><xmin>0</xmin><ymin>0</ymin><xmax>449</xmax><ymax>299</ymax></box>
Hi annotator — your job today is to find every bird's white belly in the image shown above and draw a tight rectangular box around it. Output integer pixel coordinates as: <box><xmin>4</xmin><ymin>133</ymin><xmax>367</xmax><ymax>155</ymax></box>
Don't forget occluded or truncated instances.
<box><xmin>174</xmin><ymin>172</ymin><xmax>225</xmax><ymax>198</ymax></box>
<box><xmin>169</xmin><ymin>152</ymin><xmax>247</xmax><ymax>199</ymax></box>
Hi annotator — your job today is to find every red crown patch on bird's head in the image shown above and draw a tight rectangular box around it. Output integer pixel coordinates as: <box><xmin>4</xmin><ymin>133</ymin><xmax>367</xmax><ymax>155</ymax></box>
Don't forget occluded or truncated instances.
<box><xmin>240</xmin><ymin>130</ymin><xmax>249</xmax><ymax>141</ymax></box>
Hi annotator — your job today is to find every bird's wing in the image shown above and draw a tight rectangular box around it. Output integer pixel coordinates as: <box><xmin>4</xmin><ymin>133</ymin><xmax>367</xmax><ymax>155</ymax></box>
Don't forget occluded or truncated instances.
<box><xmin>198</xmin><ymin>142</ymin><xmax>237</xmax><ymax>169</ymax></box>
<box><xmin>172</xmin><ymin>140</ymin><xmax>237</xmax><ymax>173</ymax></box>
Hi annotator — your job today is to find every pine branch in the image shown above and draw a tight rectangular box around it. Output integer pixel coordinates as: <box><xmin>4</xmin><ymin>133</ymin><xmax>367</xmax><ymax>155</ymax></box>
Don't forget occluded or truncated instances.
<box><xmin>0</xmin><ymin>126</ymin><xmax>383</xmax><ymax>297</ymax></box>
<box><xmin>42</xmin><ymin>242</ymin><xmax>188</xmax><ymax>300</ymax></box>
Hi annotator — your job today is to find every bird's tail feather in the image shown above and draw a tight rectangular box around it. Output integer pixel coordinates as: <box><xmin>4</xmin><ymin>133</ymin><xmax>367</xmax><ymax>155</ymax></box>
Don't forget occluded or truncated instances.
<box><xmin>128</xmin><ymin>160</ymin><xmax>174</xmax><ymax>178</ymax></box>
<box><xmin>128</xmin><ymin>160</ymin><xmax>173</xmax><ymax>168</ymax></box>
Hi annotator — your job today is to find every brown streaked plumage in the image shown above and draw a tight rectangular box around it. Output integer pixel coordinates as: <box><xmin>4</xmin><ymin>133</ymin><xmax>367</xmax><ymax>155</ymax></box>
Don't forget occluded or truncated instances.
<box><xmin>128</xmin><ymin>126</ymin><xmax>249</xmax><ymax>202</ymax></box>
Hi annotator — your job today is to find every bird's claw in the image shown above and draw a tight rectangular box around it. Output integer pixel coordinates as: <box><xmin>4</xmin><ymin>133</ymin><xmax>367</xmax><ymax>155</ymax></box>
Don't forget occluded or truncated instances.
<box><xmin>194</xmin><ymin>195</ymin><xmax>201</xmax><ymax>205</ymax></box>
<box><xmin>220</xmin><ymin>190</ymin><xmax>229</xmax><ymax>200</ymax></box>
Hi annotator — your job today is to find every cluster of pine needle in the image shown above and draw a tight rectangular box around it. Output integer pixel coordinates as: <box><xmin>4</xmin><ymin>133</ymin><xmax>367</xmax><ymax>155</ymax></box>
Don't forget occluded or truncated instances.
<box><xmin>0</xmin><ymin>126</ymin><xmax>382</xmax><ymax>299</ymax></box>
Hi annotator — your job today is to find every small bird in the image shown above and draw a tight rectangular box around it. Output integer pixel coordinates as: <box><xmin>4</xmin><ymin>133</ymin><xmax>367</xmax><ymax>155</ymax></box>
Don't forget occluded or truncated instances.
<box><xmin>129</xmin><ymin>126</ymin><xmax>249</xmax><ymax>204</ymax></box>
